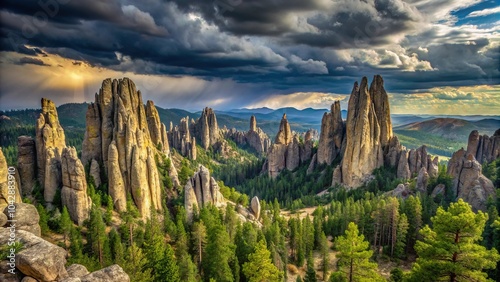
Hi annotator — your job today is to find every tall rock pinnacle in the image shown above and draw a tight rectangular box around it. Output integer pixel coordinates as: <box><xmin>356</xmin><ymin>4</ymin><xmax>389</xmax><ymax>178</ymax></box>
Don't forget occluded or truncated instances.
<box><xmin>35</xmin><ymin>98</ymin><xmax>66</xmax><ymax>205</ymax></box>
<box><xmin>317</xmin><ymin>101</ymin><xmax>344</xmax><ymax>165</ymax></box>
<box><xmin>340</xmin><ymin>77</ymin><xmax>384</xmax><ymax>187</ymax></box>
<box><xmin>81</xmin><ymin>78</ymin><xmax>163</xmax><ymax>218</ymax></box>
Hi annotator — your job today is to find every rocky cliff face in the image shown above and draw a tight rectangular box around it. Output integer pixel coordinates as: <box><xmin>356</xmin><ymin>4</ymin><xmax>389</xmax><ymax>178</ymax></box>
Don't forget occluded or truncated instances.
<box><xmin>447</xmin><ymin>130</ymin><xmax>498</xmax><ymax>211</ymax></box>
<box><xmin>318</xmin><ymin>75</ymin><xmax>438</xmax><ymax>188</ymax></box>
<box><xmin>317</xmin><ymin>101</ymin><xmax>344</xmax><ymax>165</ymax></box>
<box><xmin>465</xmin><ymin>129</ymin><xmax>500</xmax><ymax>164</ymax></box>
<box><xmin>265</xmin><ymin>114</ymin><xmax>313</xmax><ymax>178</ymax></box>
<box><xmin>223</xmin><ymin>116</ymin><xmax>271</xmax><ymax>155</ymax></box>
<box><xmin>36</xmin><ymin>98</ymin><xmax>66</xmax><ymax>205</ymax></box>
<box><xmin>146</xmin><ymin>100</ymin><xmax>170</xmax><ymax>155</ymax></box>
<box><xmin>185</xmin><ymin>165</ymin><xmax>225</xmax><ymax>221</ymax></box>
<box><xmin>81</xmin><ymin>78</ymin><xmax>163</xmax><ymax>218</ymax></box>
<box><xmin>61</xmin><ymin>147</ymin><xmax>90</xmax><ymax>225</ymax></box>
<box><xmin>168</xmin><ymin>116</ymin><xmax>197</xmax><ymax>160</ymax></box>
<box><xmin>193</xmin><ymin>107</ymin><xmax>221</xmax><ymax>150</ymax></box>
<box><xmin>338</xmin><ymin>77</ymin><xmax>385</xmax><ymax>187</ymax></box>
<box><xmin>17</xmin><ymin>136</ymin><xmax>36</xmax><ymax>197</ymax></box>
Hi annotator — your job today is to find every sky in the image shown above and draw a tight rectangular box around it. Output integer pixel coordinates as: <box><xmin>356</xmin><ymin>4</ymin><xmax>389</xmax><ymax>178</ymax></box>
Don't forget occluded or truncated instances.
<box><xmin>0</xmin><ymin>0</ymin><xmax>499</xmax><ymax>114</ymax></box>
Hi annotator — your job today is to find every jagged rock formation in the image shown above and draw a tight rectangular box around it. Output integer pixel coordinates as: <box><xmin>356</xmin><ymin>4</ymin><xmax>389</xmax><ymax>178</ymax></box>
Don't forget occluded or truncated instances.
<box><xmin>416</xmin><ymin>167</ymin><xmax>429</xmax><ymax>193</ymax></box>
<box><xmin>266</xmin><ymin>114</ymin><xmax>308</xmax><ymax>178</ymax></box>
<box><xmin>193</xmin><ymin>107</ymin><xmax>221</xmax><ymax>150</ymax></box>
<box><xmin>318</xmin><ymin>76</ymin><xmax>438</xmax><ymax>188</ymax></box>
<box><xmin>146</xmin><ymin>100</ymin><xmax>170</xmax><ymax>154</ymax></box>
<box><xmin>0</xmin><ymin>148</ymin><xmax>21</xmax><ymax>209</ymax></box>
<box><xmin>250</xmin><ymin>196</ymin><xmax>261</xmax><ymax>220</ymax></box>
<box><xmin>61</xmin><ymin>147</ymin><xmax>90</xmax><ymax>225</ymax></box>
<box><xmin>337</xmin><ymin>77</ymin><xmax>385</xmax><ymax>187</ymax></box>
<box><xmin>224</xmin><ymin>116</ymin><xmax>271</xmax><ymax>155</ymax></box>
<box><xmin>81</xmin><ymin>78</ymin><xmax>163</xmax><ymax>218</ymax></box>
<box><xmin>185</xmin><ymin>165</ymin><xmax>225</xmax><ymax>221</ymax></box>
<box><xmin>79</xmin><ymin>265</ymin><xmax>130</xmax><ymax>282</ymax></box>
<box><xmin>2</xmin><ymin>203</ymin><xmax>40</xmax><ymax>236</ymax></box>
<box><xmin>17</xmin><ymin>136</ymin><xmax>36</xmax><ymax>197</ymax></box>
<box><xmin>36</xmin><ymin>98</ymin><xmax>66</xmax><ymax>205</ymax></box>
<box><xmin>168</xmin><ymin>117</ymin><xmax>197</xmax><ymax>160</ymax></box>
<box><xmin>317</xmin><ymin>101</ymin><xmax>344</xmax><ymax>165</ymax></box>
<box><xmin>301</xmin><ymin>130</ymin><xmax>314</xmax><ymax>163</ymax></box>
<box><xmin>465</xmin><ymin>129</ymin><xmax>500</xmax><ymax>164</ymax></box>
<box><xmin>447</xmin><ymin>129</ymin><xmax>498</xmax><ymax>211</ymax></box>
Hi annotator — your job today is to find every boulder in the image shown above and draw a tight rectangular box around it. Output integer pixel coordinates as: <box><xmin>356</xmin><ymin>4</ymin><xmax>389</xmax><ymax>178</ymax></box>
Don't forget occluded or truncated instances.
<box><xmin>80</xmin><ymin>265</ymin><xmax>129</xmax><ymax>282</ymax></box>
<box><xmin>3</xmin><ymin>203</ymin><xmax>41</xmax><ymax>236</ymax></box>
<box><xmin>0</xmin><ymin>229</ymin><xmax>68</xmax><ymax>282</ymax></box>
<box><xmin>0</xmin><ymin>148</ymin><xmax>21</xmax><ymax>209</ymax></box>
<box><xmin>250</xmin><ymin>196</ymin><xmax>261</xmax><ymax>220</ymax></box>
<box><xmin>431</xmin><ymin>184</ymin><xmax>446</xmax><ymax>198</ymax></box>
<box><xmin>66</xmin><ymin>264</ymin><xmax>89</xmax><ymax>278</ymax></box>
<box><xmin>385</xmin><ymin>183</ymin><xmax>412</xmax><ymax>199</ymax></box>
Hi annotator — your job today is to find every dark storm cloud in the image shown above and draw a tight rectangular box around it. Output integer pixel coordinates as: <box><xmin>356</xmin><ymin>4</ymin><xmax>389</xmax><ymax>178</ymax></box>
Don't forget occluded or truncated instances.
<box><xmin>0</xmin><ymin>0</ymin><xmax>499</xmax><ymax>107</ymax></box>
<box><xmin>17</xmin><ymin>56</ymin><xmax>50</xmax><ymax>66</ymax></box>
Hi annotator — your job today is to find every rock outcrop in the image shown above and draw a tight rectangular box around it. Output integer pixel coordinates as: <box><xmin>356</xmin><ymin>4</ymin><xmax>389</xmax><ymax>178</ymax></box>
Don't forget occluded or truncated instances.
<box><xmin>168</xmin><ymin>117</ymin><xmax>197</xmax><ymax>160</ymax></box>
<box><xmin>2</xmin><ymin>203</ymin><xmax>40</xmax><ymax>236</ymax></box>
<box><xmin>321</xmin><ymin>76</ymin><xmax>438</xmax><ymax>188</ymax></box>
<box><xmin>35</xmin><ymin>98</ymin><xmax>66</xmax><ymax>205</ymax></box>
<box><xmin>0</xmin><ymin>227</ymin><xmax>130</xmax><ymax>282</ymax></box>
<box><xmin>266</xmin><ymin>114</ymin><xmax>310</xmax><ymax>178</ymax></box>
<box><xmin>224</xmin><ymin>116</ymin><xmax>271</xmax><ymax>155</ymax></box>
<box><xmin>61</xmin><ymin>147</ymin><xmax>90</xmax><ymax>225</ymax></box>
<box><xmin>79</xmin><ymin>265</ymin><xmax>130</xmax><ymax>282</ymax></box>
<box><xmin>317</xmin><ymin>101</ymin><xmax>344</xmax><ymax>165</ymax></box>
<box><xmin>185</xmin><ymin>165</ymin><xmax>225</xmax><ymax>221</ymax></box>
<box><xmin>17</xmin><ymin>136</ymin><xmax>37</xmax><ymax>197</ymax></box>
<box><xmin>0</xmin><ymin>229</ymin><xmax>68</xmax><ymax>281</ymax></box>
<box><xmin>193</xmin><ymin>107</ymin><xmax>221</xmax><ymax>150</ymax></box>
<box><xmin>338</xmin><ymin>77</ymin><xmax>385</xmax><ymax>187</ymax></box>
<box><xmin>385</xmin><ymin>183</ymin><xmax>412</xmax><ymax>199</ymax></box>
<box><xmin>416</xmin><ymin>167</ymin><xmax>429</xmax><ymax>193</ymax></box>
<box><xmin>0</xmin><ymin>148</ymin><xmax>21</xmax><ymax>209</ymax></box>
<box><xmin>146</xmin><ymin>100</ymin><xmax>170</xmax><ymax>155</ymax></box>
<box><xmin>448</xmin><ymin>150</ymin><xmax>496</xmax><ymax>211</ymax></box>
<box><xmin>250</xmin><ymin>196</ymin><xmax>261</xmax><ymax>220</ymax></box>
<box><xmin>465</xmin><ymin>129</ymin><xmax>500</xmax><ymax>164</ymax></box>
<box><xmin>80</xmin><ymin>78</ymin><xmax>163</xmax><ymax>218</ymax></box>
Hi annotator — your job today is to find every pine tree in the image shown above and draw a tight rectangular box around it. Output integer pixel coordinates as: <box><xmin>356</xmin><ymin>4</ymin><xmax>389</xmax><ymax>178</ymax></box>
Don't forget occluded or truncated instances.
<box><xmin>319</xmin><ymin>232</ymin><xmax>329</xmax><ymax>281</ymax></box>
<box><xmin>242</xmin><ymin>240</ymin><xmax>283</xmax><ymax>282</ymax></box>
<box><xmin>334</xmin><ymin>222</ymin><xmax>382</xmax><ymax>282</ymax></box>
<box><xmin>87</xmin><ymin>205</ymin><xmax>107</xmax><ymax>267</ymax></box>
<box><xmin>109</xmin><ymin>229</ymin><xmax>124</xmax><ymax>265</ymax></box>
<box><xmin>36</xmin><ymin>204</ymin><xmax>50</xmax><ymax>235</ymax></box>
<box><xmin>403</xmin><ymin>195</ymin><xmax>422</xmax><ymax>252</ymax></box>
<box><xmin>157</xmin><ymin>244</ymin><xmax>180</xmax><ymax>282</ymax></box>
<box><xmin>203</xmin><ymin>224</ymin><xmax>235</xmax><ymax>282</ymax></box>
<box><xmin>123</xmin><ymin>243</ymin><xmax>152</xmax><ymax>282</ymax></box>
<box><xmin>394</xmin><ymin>213</ymin><xmax>408</xmax><ymax>259</ymax></box>
<box><xmin>60</xmin><ymin>206</ymin><xmax>72</xmax><ymax>249</ymax></box>
<box><xmin>304</xmin><ymin>257</ymin><xmax>317</xmax><ymax>282</ymax></box>
<box><xmin>192</xmin><ymin>221</ymin><xmax>207</xmax><ymax>271</ymax></box>
<box><xmin>408</xmin><ymin>199</ymin><xmax>500</xmax><ymax>282</ymax></box>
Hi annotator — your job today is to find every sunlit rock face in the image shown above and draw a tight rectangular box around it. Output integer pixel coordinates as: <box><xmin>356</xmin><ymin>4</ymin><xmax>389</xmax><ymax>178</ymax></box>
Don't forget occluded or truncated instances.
<box><xmin>81</xmin><ymin>78</ymin><xmax>163</xmax><ymax>218</ymax></box>
<box><xmin>35</xmin><ymin>98</ymin><xmax>66</xmax><ymax>206</ymax></box>
<box><xmin>185</xmin><ymin>165</ymin><xmax>225</xmax><ymax>221</ymax></box>
<box><xmin>223</xmin><ymin>115</ymin><xmax>271</xmax><ymax>155</ymax></box>
<box><xmin>322</xmin><ymin>75</ymin><xmax>437</xmax><ymax>188</ymax></box>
